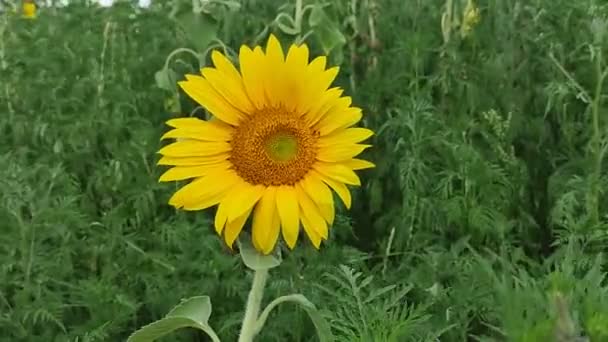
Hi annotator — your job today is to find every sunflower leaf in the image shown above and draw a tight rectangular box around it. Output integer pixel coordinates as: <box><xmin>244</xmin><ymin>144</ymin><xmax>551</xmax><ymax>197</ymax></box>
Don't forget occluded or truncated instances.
<box><xmin>154</xmin><ymin>67</ymin><xmax>177</xmax><ymax>92</ymax></box>
<box><xmin>308</xmin><ymin>5</ymin><xmax>346</xmax><ymax>56</ymax></box>
<box><xmin>308</xmin><ymin>5</ymin><xmax>324</xmax><ymax>27</ymax></box>
<box><xmin>177</xmin><ymin>11</ymin><xmax>218</xmax><ymax>53</ymax></box>
<box><xmin>237</xmin><ymin>234</ymin><xmax>282</xmax><ymax>271</ymax></box>
<box><xmin>255</xmin><ymin>294</ymin><xmax>335</xmax><ymax>342</ymax></box>
<box><xmin>127</xmin><ymin>296</ymin><xmax>220</xmax><ymax>342</ymax></box>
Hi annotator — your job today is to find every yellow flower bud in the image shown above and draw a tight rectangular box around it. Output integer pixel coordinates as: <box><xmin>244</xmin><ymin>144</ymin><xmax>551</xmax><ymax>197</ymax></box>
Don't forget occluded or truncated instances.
<box><xmin>22</xmin><ymin>2</ymin><xmax>37</xmax><ymax>19</ymax></box>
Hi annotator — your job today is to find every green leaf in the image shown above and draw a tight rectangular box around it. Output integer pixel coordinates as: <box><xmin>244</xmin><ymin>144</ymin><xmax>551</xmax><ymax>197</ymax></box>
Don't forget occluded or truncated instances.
<box><xmin>177</xmin><ymin>11</ymin><xmax>218</xmax><ymax>52</ymax></box>
<box><xmin>154</xmin><ymin>68</ymin><xmax>177</xmax><ymax>92</ymax></box>
<box><xmin>237</xmin><ymin>235</ymin><xmax>282</xmax><ymax>271</ymax></box>
<box><xmin>255</xmin><ymin>294</ymin><xmax>334</xmax><ymax>342</ymax></box>
<box><xmin>166</xmin><ymin>296</ymin><xmax>212</xmax><ymax>322</ymax></box>
<box><xmin>308</xmin><ymin>6</ymin><xmax>346</xmax><ymax>55</ymax></box>
<box><xmin>308</xmin><ymin>5</ymin><xmax>324</xmax><ymax>27</ymax></box>
<box><xmin>587</xmin><ymin>313</ymin><xmax>608</xmax><ymax>341</ymax></box>
<box><xmin>328</xmin><ymin>46</ymin><xmax>344</xmax><ymax>66</ymax></box>
<box><xmin>314</xmin><ymin>24</ymin><xmax>346</xmax><ymax>56</ymax></box>
<box><xmin>127</xmin><ymin>296</ymin><xmax>220</xmax><ymax>342</ymax></box>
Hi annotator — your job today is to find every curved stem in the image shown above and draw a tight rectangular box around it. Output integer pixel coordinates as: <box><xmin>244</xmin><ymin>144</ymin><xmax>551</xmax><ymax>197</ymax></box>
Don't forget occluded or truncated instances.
<box><xmin>238</xmin><ymin>269</ymin><xmax>269</xmax><ymax>342</ymax></box>
<box><xmin>253</xmin><ymin>294</ymin><xmax>312</xmax><ymax>335</ymax></box>
<box><xmin>207</xmin><ymin>328</ymin><xmax>222</xmax><ymax>342</ymax></box>
<box><xmin>163</xmin><ymin>47</ymin><xmax>200</xmax><ymax>70</ymax></box>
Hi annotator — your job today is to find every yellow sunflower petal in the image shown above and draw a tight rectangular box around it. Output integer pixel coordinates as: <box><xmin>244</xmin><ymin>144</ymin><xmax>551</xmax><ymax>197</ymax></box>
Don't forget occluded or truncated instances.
<box><xmin>318</xmin><ymin>128</ymin><xmax>374</xmax><ymax>147</ymax></box>
<box><xmin>239</xmin><ymin>45</ymin><xmax>268</xmax><ymax>110</ymax></box>
<box><xmin>159</xmin><ymin>160</ymin><xmax>231</xmax><ymax>182</ymax></box>
<box><xmin>161</xmin><ymin>127</ymin><xmax>231</xmax><ymax>141</ymax></box>
<box><xmin>285</xmin><ymin>43</ymin><xmax>310</xmax><ymax>113</ymax></box>
<box><xmin>166</xmin><ymin>117</ymin><xmax>208</xmax><ymax>128</ymax></box>
<box><xmin>276</xmin><ymin>185</ymin><xmax>300</xmax><ymax>249</ymax></box>
<box><xmin>286</xmin><ymin>43</ymin><xmax>309</xmax><ymax>67</ymax></box>
<box><xmin>312</xmin><ymin>170</ymin><xmax>352</xmax><ymax>209</ymax></box>
<box><xmin>201</xmin><ymin>66</ymin><xmax>255</xmax><ymax>114</ymax></box>
<box><xmin>157</xmin><ymin>154</ymin><xmax>230</xmax><ymax>166</ymax></box>
<box><xmin>317</xmin><ymin>107</ymin><xmax>363</xmax><ymax>136</ymax></box>
<box><xmin>305</xmin><ymin>56</ymin><xmax>337</xmax><ymax>91</ymax></box>
<box><xmin>181</xmin><ymin>192</ymin><xmax>222</xmax><ymax>211</ymax></box>
<box><xmin>158</xmin><ymin>140</ymin><xmax>231</xmax><ymax>157</ymax></box>
<box><xmin>308</xmin><ymin>93</ymin><xmax>353</xmax><ymax>126</ymax></box>
<box><xmin>299</xmin><ymin>174</ymin><xmax>335</xmax><ymax>225</ymax></box>
<box><xmin>252</xmin><ymin>187</ymin><xmax>280</xmax><ymax>254</ymax></box>
<box><xmin>299</xmin><ymin>59</ymin><xmax>339</xmax><ymax>115</ymax></box>
<box><xmin>343</xmin><ymin>158</ymin><xmax>376</xmax><ymax>170</ymax></box>
<box><xmin>316</xmin><ymin>144</ymin><xmax>372</xmax><ymax>163</ymax></box>
<box><xmin>264</xmin><ymin>34</ymin><xmax>288</xmax><ymax>108</ymax></box>
<box><xmin>252</xmin><ymin>228</ymin><xmax>263</xmax><ymax>252</ymax></box>
<box><xmin>314</xmin><ymin>162</ymin><xmax>361</xmax><ymax>186</ymax></box>
<box><xmin>224</xmin><ymin>206</ymin><xmax>253</xmax><ymax>249</ymax></box>
<box><xmin>266</xmin><ymin>33</ymin><xmax>285</xmax><ymax>61</ymax></box>
<box><xmin>214</xmin><ymin>199</ymin><xmax>229</xmax><ymax>234</ymax></box>
<box><xmin>309</xmin><ymin>67</ymin><xmax>339</xmax><ymax>98</ymax></box>
<box><xmin>309</xmin><ymin>55</ymin><xmax>327</xmax><ymax>72</ymax></box>
<box><xmin>168</xmin><ymin>169</ymin><xmax>239</xmax><ymax>210</ymax></box>
<box><xmin>161</xmin><ymin>119</ymin><xmax>233</xmax><ymax>141</ymax></box>
<box><xmin>226</xmin><ymin>182</ymin><xmax>266</xmax><ymax>222</ymax></box>
<box><xmin>295</xmin><ymin>185</ymin><xmax>328</xmax><ymax>240</ymax></box>
<box><xmin>215</xmin><ymin>182</ymin><xmax>255</xmax><ymax>234</ymax></box>
<box><xmin>179</xmin><ymin>75</ymin><xmax>244</xmax><ymax>125</ymax></box>
<box><xmin>211</xmin><ymin>50</ymin><xmax>242</xmax><ymax>82</ymax></box>
<box><xmin>300</xmin><ymin>213</ymin><xmax>322</xmax><ymax>249</ymax></box>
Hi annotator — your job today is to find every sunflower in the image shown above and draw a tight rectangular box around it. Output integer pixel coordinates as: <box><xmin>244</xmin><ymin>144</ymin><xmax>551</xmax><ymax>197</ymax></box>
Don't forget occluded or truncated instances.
<box><xmin>158</xmin><ymin>34</ymin><xmax>374</xmax><ymax>255</ymax></box>
<box><xmin>22</xmin><ymin>0</ymin><xmax>36</xmax><ymax>19</ymax></box>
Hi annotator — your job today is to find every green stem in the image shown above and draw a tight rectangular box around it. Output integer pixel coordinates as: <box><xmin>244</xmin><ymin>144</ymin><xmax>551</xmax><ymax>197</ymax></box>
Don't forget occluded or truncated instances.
<box><xmin>238</xmin><ymin>269</ymin><xmax>269</xmax><ymax>342</ymax></box>
<box><xmin>294</xmin><ymin>0</ymin><xmax>303</xmax><ymax>40</ymax></box>
<box><xmin>207</xmin><ymin>328</ymin><xmax>222</xmax><ymax>342</ymax></box>
<box><xmin>589</xmin><ymin>49</ymin><xmax>606</xmax><ymax>226</ymax></box>
<box><xmin>163</xmin><ymin>47</ymin><xmax>200</xmax><ymax>70</ymax></box>
<box><xmin>253</xmin><ymin>294</ymin><xmax>311</xmax><ymax>335</ymax></box>
<box><xmin>161</xmin><ymin>47</ymin><xmax>200</xmax><ymax>98</ymax></box>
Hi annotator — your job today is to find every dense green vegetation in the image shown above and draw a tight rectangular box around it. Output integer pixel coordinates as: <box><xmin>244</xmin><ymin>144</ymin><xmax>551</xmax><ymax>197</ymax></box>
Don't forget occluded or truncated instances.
<box><xmin>2</xmin><ymin>0</ymin><xmax>608</xmax><ymax>341</ymax></box>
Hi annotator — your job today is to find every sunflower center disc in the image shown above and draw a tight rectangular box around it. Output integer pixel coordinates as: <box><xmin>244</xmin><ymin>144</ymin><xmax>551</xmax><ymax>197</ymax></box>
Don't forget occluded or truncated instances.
<box><xmin>265</xmin><ymin>133</ymin><xmax>298</xmax><ymax>162</ymax></box>
<box><xmin>230</xmin><ymin>107</ymin><xmax>318</xmax><ymax>186</ymax></box>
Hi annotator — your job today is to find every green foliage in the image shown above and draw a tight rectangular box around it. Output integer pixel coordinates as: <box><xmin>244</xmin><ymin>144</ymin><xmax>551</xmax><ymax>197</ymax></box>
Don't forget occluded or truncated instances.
<box><xmin>2</xmin><ymin>0</ymin><xmax>608</xmax><ymax>341</ymax></box>
<box><xmin>127</xmin><ymin>296</ymin><xmax>219</xmax><ymax>342</ymax></box>
<box><xmin>313</xmin><ymin>265</ymin><xmax>437</xmax><ymax>341</ymax></box>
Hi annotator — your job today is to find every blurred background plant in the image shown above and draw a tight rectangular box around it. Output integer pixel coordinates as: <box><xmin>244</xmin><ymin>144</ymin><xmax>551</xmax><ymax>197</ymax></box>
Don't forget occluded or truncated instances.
<box><xmin>1</xmin><ymin>0</ymin><xmax>608</xmax><ymax>341</ymax></box>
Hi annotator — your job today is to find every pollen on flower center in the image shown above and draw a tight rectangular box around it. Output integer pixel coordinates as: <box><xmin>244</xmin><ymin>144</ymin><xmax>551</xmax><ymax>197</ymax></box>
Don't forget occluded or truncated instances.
<box><xmin>230</xmin><ymin>107</ymin><xmax>319</xmax><ymax>186</ymax></box>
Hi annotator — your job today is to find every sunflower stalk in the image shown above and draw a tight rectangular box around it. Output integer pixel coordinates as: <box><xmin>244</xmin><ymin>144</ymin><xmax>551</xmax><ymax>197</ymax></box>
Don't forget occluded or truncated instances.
<box><xmin>235</xmin><ymin>241</ymin><xmax>333</xmax><ymax>342</ymax></box>
<box><xmin>238</xmin><ymin>268</ymin><xmax>269</xmax><ymax>342</ymax></box>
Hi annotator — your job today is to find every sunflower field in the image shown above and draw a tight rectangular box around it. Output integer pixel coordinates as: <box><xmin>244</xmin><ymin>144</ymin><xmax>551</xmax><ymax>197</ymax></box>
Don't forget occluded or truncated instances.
<box><xmin>2</xmin><ymin>0</ymin><xmax>608</xmax><ymax>341</ymax></box>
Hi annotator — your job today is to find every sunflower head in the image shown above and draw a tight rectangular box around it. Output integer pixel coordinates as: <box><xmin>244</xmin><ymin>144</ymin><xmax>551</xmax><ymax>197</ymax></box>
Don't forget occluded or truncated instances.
<box><xmin>158</xmin><ymin>34</ymin><xmax>374</xmax><ymax>255</ymax></box>
<box><xmin>22</xmin><ymin>0</ymin><xmax>36</xmax><ymax>19</ymax></box>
